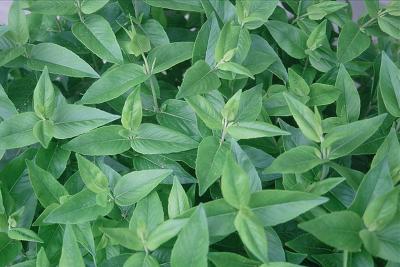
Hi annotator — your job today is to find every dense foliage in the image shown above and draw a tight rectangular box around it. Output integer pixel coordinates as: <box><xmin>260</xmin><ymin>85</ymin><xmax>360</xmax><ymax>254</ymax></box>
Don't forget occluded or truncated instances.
<box><xmin>0</xmin><ymin>0</ymin><xmax>400</xmax><ymax>266</ymax></box>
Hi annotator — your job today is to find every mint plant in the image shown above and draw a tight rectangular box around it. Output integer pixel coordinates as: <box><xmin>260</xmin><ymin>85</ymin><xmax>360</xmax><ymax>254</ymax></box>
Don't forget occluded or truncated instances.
<box><xmin>0</xmin><ymin>0</ymin><xmax>399</xmax><ymax>266</ymax></box>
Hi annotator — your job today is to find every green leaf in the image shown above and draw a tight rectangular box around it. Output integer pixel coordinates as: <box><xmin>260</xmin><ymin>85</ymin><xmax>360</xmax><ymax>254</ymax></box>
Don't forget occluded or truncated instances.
<box><xmin>44</xmin><ymin>189</ymin><xmax>113</xmax><ymax>224</ymax></box>
<box><xmin>217</xmin><ymin>62</ymin><xmax>254</xmax><ymax>79</ymax></box>
<box><xmin>130</xmin><ymin>123</ymin><xmax>198</xmax><ymax>154</ymax></box>
<box><xmin>72</xmin><ymin>15</ymin><xmax>123</xmax><ymax>64</ymax></box>
<box><xmin>28</xmin><ymin>0</ymin><xmax>77</xmax><ymax>15</ymax></box>
<box><xmin>360</xmin><ymin>221</ymin><xmax>400</xmax><ymax>263</ymax></box>
<box><xmin>196</xmin><ymin>136</ymin><xmax>229</xmax><ymax>195</ymax></box>
<box><xmin>236</xmin><ymin>0</ymin><xmax>278</xmax><ymax>30</ymax></box>
<box><xmin>284</xmin><ymin>93</ymin><xmax>323</xmax><ymax>143</ymax></box>
<box><xmin>378</xmin><ymin>16</ymin><xmax>400</xmax><ymax>39</ymax></box>
<box><xmin>265</xmin><ymin>146</ymin><xmax>324</xmax><ymax>174</ymax></box>
<box><xmin>36</xmin><ymin>248</ymin><xmax>50</xmax><ymax>267</ymax></box>
<box><xmin>0</xmin><ymin>112</ymin><xmax>40</xmax><ymax>150</ymax></box>
<box><xmin>33</xmin><ymin>67</ymin><xmax>56</xmax><ymax>119</ymax></box>
<box><xmin>379</xmin><ymin>52</ymin><xmax>400</xmax><ymax>117</ymax></box>
<box><xmin>81</xmin><ymin>0</ymin><xmax>109</xmax><ymax>14</ymax></box>
<box><xmin>307</xmin><ymin>1</ymin><xmax>347</xmax><ymax>20</ymax></box>
<box><xmin>176</xmin><ymin>60</ymin><xmax>220</xmax><ymax>99</ymax></box>
<box><xmin>123</xmin><ymin>253</ymin><xmax>160</xmax><ymax>267</ymax></box>
<box><xmin>363</xmin><ymin>188</ymin><xmax>399</xmax><ymax>231</ymax></box>
<box><xmin>266</xmin><ymin>20</ymin><xmax>307</xmax><ymax>59</ymax></box>
<box><xmin>130</xmin><ymin>191</ymin><xmax>164</xmax><ymax>237</ymax></box>
<box><xmin>168</xmin><ymin>177</ymin><xmax>190</xmax><ymax>218</ymax></box>
<box><xmin>8</xmin><ymin>1</ymin><xmax>29</xmax><ymax>45</ymax></box>
<box><xmin>52</xmin><ymin>104</ymin><xmax>120</xmax><ymax>139</ymax></box>
<box><xmin>80</xmin><ymin>64</ymin><xmax>149</xmax><ymax>104</ymax></box>
<box><xmin>144</xmin><ymin>0</ymin><xmax>203</xmax><ymax>12</ymax></box>
<box><xmin>322</xmin><ymin>114</ymin><xmax>387</xmax><ymax>159</ymax></box>
<box><xmin>337</xmin><ymin>22</ymin><xmax>371</xmax><ymax>63</ymax></box>
<box><xmin>308</xmin><ymin>83</ymin><xmax>340</xmax><ymax>106</ymax></box>
<box><xmin>234</xmin><ymin>207</ymin><xmax>268</xmax><ymax>263</ymax></box>
<box><xmin>221</xmin><ymin>152</ymin><xmax>251</xmax><ymax>209</ymax></box>
<box><xmin>288</xmin><ymin>68</ymin><xmax>310</xmax><ymax>96</ymax></box>
<box><xmin>350</xmin><ymin>158</ymin><xmax>393</xmax><ymax>216</ymax></box>
<box><xmin>121</xmin><ymin>88</ymin><xmax>142</xmax><ymax>131</ymax></box>
<box><xmin>148</xmin><ymin>42</ymin><xmax>194</xmax><ymax>74</ymax></box>
<box><xmin>215</xmin><ymin>22</ymin><xmax>251</xmax><ymax>64</ymax></box>
<box><xmin>186</xmin><ymin>94</ymin><xmax>223</xmax><ymax>129</ymax></box>
<box><xmin>335</xmin><ymin>64</ymin><xmax>361</xmax><ymax>122</ymax></box>
<box><xmin>33</xmin><ymin>120</ymin><xmax>54</xmax><ymax>148</ymax></box>
<box><xmin>26</xmin><ymin>160</ymin><xmax>68</xmax><ymax>207</ymax></box>
<box><xmin>59</xmin><ymin>225</ymin><xmax>85</xmax><ymax>267</ymax></box>
<box><xmin>0</xmin><ymin>84</ymin><xmax>17</xmax><ymax>120</ymax></box>
<box><xmin>63</xmin><ymin>125</ymin><xmax>130</xmax><ymax>155</ymax></box>
<box><xmin>146</xmin><ymin>219</ymin><xmax>187</xmax><ymax>251</ymax></box>
<box><xmin>307</xmin><ymin>20</ymin><xmax>327</xmax><ymax>51</ymax></box>
<box><xmin>28</xmin><ymin>43</ymin><xmax>99</xmax><ymax>78</ymax></box>
<box><xmin>171</xmin><ymin>205</ymin><xmax>209</xmax><ymax>267</ymax></box>
<box><xmin>113</xmin><ymin>169</ymin><xmax>172</xmax><ymax>206</ymax></box>
<box><xmin>227</xmin><ymin>121</ymin><xmax>290</xmax><ymax>140</ymax></box>
<box><xmin>222</xmin><ymin>89</ymin><xmax>242</xmax><ymax>122</ymax></box>
<box><xmin>299</xmin><ymin>211</ymin><xmax>363</xmax><ymax>251</ymax></box>
<box><xmin>8</xmin><ymin>228</ymin><xmax>43</xmax><ymax>243</ymax></box>
<box><xmin>101</xmin><ymin>227</ymin><xmax>143</xmax><ymax>250</ymax></box>
<box><xmin>193</xmin><ymin>13</ymin><xmax>220</xmax><ymax>65</ymax></box>
<box><xmin>208</xmin><ymin>252</ymin><xmax>260</xmax><ymax>267</ymax></box>
<box><xmin>76</xmin><ymin>154</ymin><xmax>109</xmax><ymax>194</ymax></box>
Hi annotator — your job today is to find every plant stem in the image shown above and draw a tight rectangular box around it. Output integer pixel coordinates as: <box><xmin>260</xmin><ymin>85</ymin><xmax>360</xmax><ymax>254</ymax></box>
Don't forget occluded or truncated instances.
<box><xmin>219</xmin><ymin>118</ymin><xmax>228</xmax><ymax>146</ymax></box>
<box><xmin>343</xmin><ymin>250</ymin><xmax>348</xmax><ymax>267</ymax></box>
<box><xmin>141</xmin><ymin>53</ymin><xmax>159</xmax><ymax>112</ymax></box>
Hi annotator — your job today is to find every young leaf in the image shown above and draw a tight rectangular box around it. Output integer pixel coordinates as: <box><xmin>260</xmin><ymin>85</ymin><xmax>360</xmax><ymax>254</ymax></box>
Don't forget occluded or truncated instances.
<box><xmin>227</xmin><ymin>121</ymin><xmax>290</xmax><ymax>140</ymax></box>
<box><xmin>288</xmin><ymin>68</ymin><xmax>310</xmax><ymax>96</ymax></box>
<box><xmin>222</xmin><ymin>89</ymin><xmax>242</xmax><ymax>122</ymax></box>
<box><xmin>171</xmin><ymin>205</ymin><xmax>209</xmax><ymax>267</ymax></box>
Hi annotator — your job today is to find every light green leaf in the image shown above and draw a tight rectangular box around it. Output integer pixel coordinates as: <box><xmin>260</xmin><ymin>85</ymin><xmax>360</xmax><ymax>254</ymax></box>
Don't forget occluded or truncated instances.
<box><xmin>59</xmin><ymin>225</ymin><xmax>85</xmax><ymax>267</ymax></box>
<box><xmin>8</xmin><ymin>228</ymin><xmax>43</xmax><ymax>243</ymax></box>
<box><xmin>33</xmin><ymin>120</ymin><xmax>54</xmax><ymax>148</ymax></box>
<box><xmin>171</xmin><ymin>206</ymin><xmax>209</xmax><ymax>267</ymax></box>
<box><xmin>123</xmin><ymin>253</ymin><xmax>160</xmax><ymax>267</ymax></box>
<box><xmin>52</xmin><ymin>104</ymin><xmax>120</xmax><ymax>139</ymax></box>
<box><xmin>28</xmin><ymin>43</ymin><xmax>99</xmax><ymax>78</ymax></box>
<box><xmin>168</xmin><ymin>177</ymin><xmax>190</xmax><ymax>218</ymax></box>
<box><xmin>81</xmin><ymin>0</ymin><xmax>109</xmax><ymax>14</ymax></box>
<box><xmin>122</xmin><ymin>88</ymin><xmax>142</xmax><ymax>131</ymax></box>
<box><xmin>144</xmin><ymin>0</ymin><xmax>203</xmax><ymax>12</ymax></box>
<box><xmin>266</xmin><ymin>20</ymin><xmax>307</xmax><ymax>59</ymax></box>
<box><xmin>130</xmin><ymin>123</ymin><xmax>198</xmax><ymax>154</ymax></box>
<box><xmin>337</xmin><ymin>22</ymin><xmax>370</xmax><ymax>63</ymax></box>
<box><xmin>378</xmin><ymin>16</ymin><xmax>400</xmax><ymax>39</ymax></box>
<box><xmin>62</xmin><ymin>125</ymin><xmax>130</xmax><ymax>156</ymax></box>
<box><xmin>176</xmin><ymin>60</ymin><xmax>220</xmax><ymax>99</ymax></box>
<box><xmin>148</xmin><ymin>42</ymin><xmax>194</xmax><ymax>74</ymax></box>
<box><xmin>265</xmin><ymin>145</ymin><xmax>324</xmax><ymax>174</ymax></box>
<box><xmin>284</xmin><ymin>93</ymin><xmax>323</xmax><ymax>143</ymax></box>
<box><xmin>113</xmin><ymin>169</ymin><xmax>172</xmax><ymax>206</ymax></box>
<box><xmin>80</xmin><ymin>64</ymin><xmax>149</xmax><ymax>104</ymax></box>
<box><xmin>33</xmin><ymin>67</ymin><xmax>55</xmax><ymax>119</ymax></box>
<box><xmin>76</xmin><ymin>154</ymin><xmax>109</xmax><ymax>194</ymax></box>
<box><xmin>72</xmin><ymin>14</ymin><xmax>123</xmax><ymax>64</ymax></box>
<box><xmin>236</xmin><ymin>0</ymin><xmax>278</xmax><ymax>29</ymax></box>
<box><xmin>227</xmin><ymin>121</ymin><xmax>290</xmax><ymax>140</ymax></box>
<box><xmin>322</xmin><ymin>114</ymin><xmax>387</xmax><ymax>159</ymax></box>
<box><xmin>234</xmin><ymin>207</ymin><xmax>268</xmax><ymax>263</ymax></box>
<box><xmin>299</xmin><ymin>211</ymin><xmax>363</xmax><ymax>251</ymax></box>
<box><xmin>8</xmin><ymin>1</ymin><xmax>29</xmax><ymax>45</ymax></box>
<box><xmin>196</xmin><ymin>136</ymin><xmax>229</xmax><ymax>195</ymax></box>
<box><xmin>379</xmin><ymin>52</ymin><xmax>400</xmax><ymax>117</ymax></box>
<box><xmin>26</xmin><ymin>160</ymin><xmax>68</xmax><ymax>207</ymax></box>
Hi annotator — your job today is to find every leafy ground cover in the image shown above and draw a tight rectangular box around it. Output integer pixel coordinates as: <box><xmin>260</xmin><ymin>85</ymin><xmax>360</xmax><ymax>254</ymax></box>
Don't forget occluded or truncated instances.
<box><xmin>0</xmin><ymin>0</ymin><xmax>400</xmax><ymax>266</ymax></box>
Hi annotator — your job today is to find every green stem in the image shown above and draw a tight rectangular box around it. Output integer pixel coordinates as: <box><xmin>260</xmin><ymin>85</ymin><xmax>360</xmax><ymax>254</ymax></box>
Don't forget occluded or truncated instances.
<box><xmin>343</xmin><ymin>250</ymin><xmax>348</xmax><ymax>267</ymax></box>
<box><xmin>141</xmin><ymin>53</ymin><xmax>159</xmax><ymax>112</ymax></box>
<box><xmin>219</xmin><ymin>118</ymin><xmax>228</xmax><ymax>146</ymax></box>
